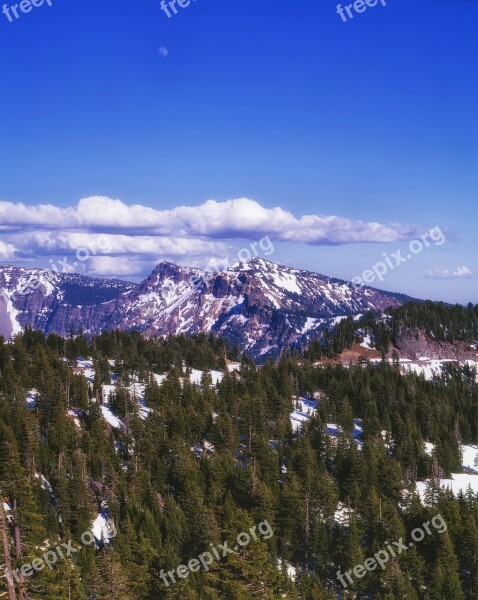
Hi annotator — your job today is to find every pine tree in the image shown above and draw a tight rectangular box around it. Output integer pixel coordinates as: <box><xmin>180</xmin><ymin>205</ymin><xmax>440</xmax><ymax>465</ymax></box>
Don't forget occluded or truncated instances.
<box><xmin>95</xmin><ymin>548</ymin><xmax>135</xmax><ymax>600</ymax></box>
<box><xmin>429</xmin><ymin>533</ymin><xmax>464</xmax><ymax>599</ymax></box>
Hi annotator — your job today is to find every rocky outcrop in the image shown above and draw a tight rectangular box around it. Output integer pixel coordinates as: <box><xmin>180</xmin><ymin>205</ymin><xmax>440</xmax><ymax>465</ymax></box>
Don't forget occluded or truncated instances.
<box><xmin>394</xmin><ymin>327</ymin><xmax>478</xmax><ymax>361</ymax></box>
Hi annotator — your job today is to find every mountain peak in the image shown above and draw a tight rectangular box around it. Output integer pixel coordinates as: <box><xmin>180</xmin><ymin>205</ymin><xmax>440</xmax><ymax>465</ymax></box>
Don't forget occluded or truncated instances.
<box><xmin>0</xmin><ymin>261</ymin><xmax>411</xmax><ymax>360</ymax></box>
<box><xmin>227</xmin><ymin>257</ymin><xmax>286</xmax><ymax>273</ymax></box>
<box><xmin>152</xmin><ymin>261</ymin><xmax>192</xmax><ymax>273</ymax></box>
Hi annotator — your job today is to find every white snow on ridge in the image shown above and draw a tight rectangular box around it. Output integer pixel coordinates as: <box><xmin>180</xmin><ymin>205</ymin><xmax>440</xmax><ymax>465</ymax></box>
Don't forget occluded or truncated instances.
<box><xmin>370</xmin><ymin>357</ymin><xmax>459</xmax><ymax>381</ymax></box>
<box><xmin>264</xmin><ymin>292</ymin><xmax>281</xmax><ymax>309</ymax></box>
<box><xmin>416</xmin><ymin>474</ymin><xmax>478</xmax><ymax>501</ymax></box>
<box><xmin>0</xmin><ymin>271</ymin><xmax>59</xmax><ymax>339</ymax></box>
<box><xmin>301</xmin><ymin>317</ymin><xmax>324</xmax><ymax>334</ymax></box>
<box><xmin>405</xmin><ymin>359</ymin><xmax>473</xmax><ymax>381</ymax></box>
<box><xmin>271</xmin><ymin>270</ymin><xmax>301</xmax><ymax>294</ymax></box>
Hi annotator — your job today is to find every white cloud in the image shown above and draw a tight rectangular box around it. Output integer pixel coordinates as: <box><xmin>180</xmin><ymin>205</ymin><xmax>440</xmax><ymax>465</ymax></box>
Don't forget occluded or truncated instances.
<box><xmin>0</xmin><ymin>196</ymin><xmax>421</xmax><ymax>244</ymax></box>
<box><xmin>6</xmin><ymin>231</ymin><xmax>230</xmax><ymax>277</ymax></box>
<box><xmin>0</xmin><ymin>201</ymin><xmax>76</xmax><ymax>228</ymax></box>
<box><xmin>0</xmin><ymin>196</ymin><xmax>433</xmax><ymax>277</ymax></box>
<box><xmin>87</xmin><ymin>256</ymin><xmax>154</xmax><ymax>277</ymax></box>
<box><xmin>424</xmin><ymin>266</ymin><xmax>474</xmax><ymax>280</ymax></box>
<box><xmin>9</xmin><ymin>231</ymin><xmax>227</xmax><ymax>258</ymax></box>
<box><xmin>0</xmin><ymin>240</ymin><xmax>16</xmax><ymax>258</ymax></box>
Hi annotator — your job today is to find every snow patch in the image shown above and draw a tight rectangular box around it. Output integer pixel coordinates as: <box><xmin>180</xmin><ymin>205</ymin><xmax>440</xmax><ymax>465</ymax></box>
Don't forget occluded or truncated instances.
<box><xmin>188</xmin><ymin>369</ymin><xmax>224</xmax><ymax>386</ymax></box>
<box><xmin>290</xmin><ymin>397</ymin><xmax>318</xmax><ymax>433</ymax></box>
<box><xmin>271</xmin><ymin>271</ymin><xmax>301</xmax><ymax>294</ymax></box>
<box><xmin>92</xmin><ymin>507</ymin><xmax>115</xmax><ymax>543</ymax></box>
<box><xmin>277</xmin><ymin>558</ymin><xmax>297</xmax><ymax>581</ymax></box>
<box><xmin>416</xmin><ymin>473</ymin><xmax>478</xmax><ymax>501</ymax></box>
<box><xmin>360</xmin><ymin>335</ymin><xmax>374</xmax><ymax>350</ymax></box>
<box><xmin>26</xmin><ymin>389</ymin><xmax>38</xmax><ymax>408</ymax></box>
<box><xmin>462</xmin><ymin>444</ymin><xmax>478</xmax><ymax>473</ymax></box>
<box><xmin>334</xmin><ymin>502</ymin><xmax>355</xmax><ymax>526</ymax></box>
<box><xmin>424</xmin><ymin>442</ymin><xmax>435</xmax><ymax>456</ymax></box>
<box><xmin>34</xmin><ymin>473</ymin><xmax>53</xmax><ymax>494</ymax></box>
<box><xmin>67</xmin><ymin>409</ymin><xmax>82</xmax><ymax>429</ymax></box>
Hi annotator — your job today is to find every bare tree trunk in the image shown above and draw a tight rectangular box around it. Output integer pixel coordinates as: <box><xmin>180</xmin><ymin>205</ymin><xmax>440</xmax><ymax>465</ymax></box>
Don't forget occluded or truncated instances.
<box><xmin>250</xmin><ymin>458</ymin><xmax>257</xmax><ymax>496</ymax></box>
<box><xmin>304</xmin><ymin>492</ymin><xmax>310</xmax><ymax>566</ymax></box>
<box><xmin>0</xmin><ymin>498</ymin><xmax>17</xmax><ymax>600</ymax></box>
<box><xmin>13</xmin><ymin>499</ymin><xmax>29</xmax><ymax>600</ymax></box>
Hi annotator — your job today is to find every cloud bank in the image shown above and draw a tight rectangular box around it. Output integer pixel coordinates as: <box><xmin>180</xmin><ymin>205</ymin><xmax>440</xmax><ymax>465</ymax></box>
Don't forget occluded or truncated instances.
<box><xmin>0</xmin><ymin>196</ymin><xmax>424</xmax><ymax>276</ymax></box>
<box><xmin>424</xmin><ymin>266</ymin><xmax>473</xmax><ymax>280</ymax></box>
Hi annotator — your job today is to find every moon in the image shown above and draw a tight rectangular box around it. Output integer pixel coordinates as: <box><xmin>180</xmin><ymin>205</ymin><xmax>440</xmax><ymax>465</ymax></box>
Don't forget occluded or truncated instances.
<box><xmin>158</xmin><ymin>47</ymin><xmax>169</xmax><ymax>57</ymax></box>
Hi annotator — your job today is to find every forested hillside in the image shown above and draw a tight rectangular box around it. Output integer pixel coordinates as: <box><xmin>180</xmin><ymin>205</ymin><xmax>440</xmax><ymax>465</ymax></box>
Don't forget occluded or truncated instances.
<box><xmin>1</xmin><ymin>329</ymin><xmax>478</xmax><ymax>598</ymax></box>
<box><xmin>304</xmin><ymin>301</ymin><xmax>478</xmax><ymax>361</ymax></box>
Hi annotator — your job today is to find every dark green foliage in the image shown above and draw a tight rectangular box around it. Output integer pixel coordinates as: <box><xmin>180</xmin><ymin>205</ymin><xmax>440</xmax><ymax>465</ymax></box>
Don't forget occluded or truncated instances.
<box><xmin>0</xmin><ymin>329</ymin><xmax>477</xmax><ymax>599</ymax></box>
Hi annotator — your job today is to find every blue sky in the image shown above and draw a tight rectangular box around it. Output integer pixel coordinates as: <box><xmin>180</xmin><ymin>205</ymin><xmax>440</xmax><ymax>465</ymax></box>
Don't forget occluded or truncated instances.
<box><xmin>0</xmin><ymin>0</ymin><xmax>476</xmax><ymax>302</ymax></box>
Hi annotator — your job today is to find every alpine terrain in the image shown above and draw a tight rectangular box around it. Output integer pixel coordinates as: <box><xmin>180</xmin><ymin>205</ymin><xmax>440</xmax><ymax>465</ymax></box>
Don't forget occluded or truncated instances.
<box><xmin>0</xmin><ymin>259</ymin><xmax>411</xmax><ymax>359</ymax></box>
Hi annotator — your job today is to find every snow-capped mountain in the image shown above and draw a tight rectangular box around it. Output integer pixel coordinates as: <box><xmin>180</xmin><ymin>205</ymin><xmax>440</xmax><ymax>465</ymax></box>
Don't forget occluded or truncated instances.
<box><xmin>0</xmin><ymin>265</ymin><xmax>136</xmax><ymax>339</ymax></box>
<box><xmin>0</xmin><ymin>259</ymin><xmax>411</xmax><ymax>359</ymax></box>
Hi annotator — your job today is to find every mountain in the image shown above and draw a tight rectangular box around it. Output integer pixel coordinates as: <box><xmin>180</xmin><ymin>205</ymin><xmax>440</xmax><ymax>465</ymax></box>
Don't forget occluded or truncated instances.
<box><xmin>0</xmin><ymin>259</ymin><xmax>411</xmax><ymax>359</ymax></box>
<box><xmin>0</xmin><ymin>266</ymin><xmax>136</xmax><ymax>339</ymax></box>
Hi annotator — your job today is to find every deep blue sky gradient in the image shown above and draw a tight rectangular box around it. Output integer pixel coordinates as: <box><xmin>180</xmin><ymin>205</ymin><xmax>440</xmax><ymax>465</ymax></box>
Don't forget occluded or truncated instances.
<box><xmin>0</xmin><ymin>0</ymin><xmax>477</xmax><ymax>301</ymax></box>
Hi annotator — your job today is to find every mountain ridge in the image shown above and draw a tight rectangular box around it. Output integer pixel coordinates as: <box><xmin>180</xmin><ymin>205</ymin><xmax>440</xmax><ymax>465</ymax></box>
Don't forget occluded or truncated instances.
<box><xmin>0</xmin><ymin>259</ymin><xmax>412</xmax><ymax>359</ymax></box>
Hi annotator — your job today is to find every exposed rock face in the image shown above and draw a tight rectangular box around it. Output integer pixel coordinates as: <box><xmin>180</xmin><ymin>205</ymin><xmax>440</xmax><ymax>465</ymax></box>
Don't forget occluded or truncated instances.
<box><xmin>394</xmin><ymin>328</ymin><xmax>478</xmax><ymax>361</ymax></box>
<box><xmin>0</xmin><ymin>259</ymin><xmax>410</xmax><ymax>360</ymax></box>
